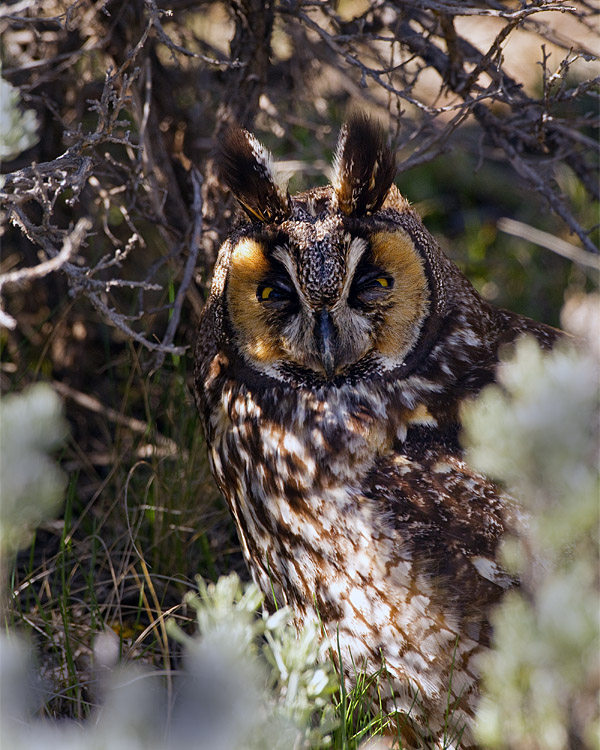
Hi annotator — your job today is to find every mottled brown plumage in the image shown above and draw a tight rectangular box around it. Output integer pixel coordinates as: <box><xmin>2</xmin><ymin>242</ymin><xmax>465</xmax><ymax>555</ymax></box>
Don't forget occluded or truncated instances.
<box><xmin>194</xmin><ymin>115</ymin><xmax>561</xmax><ymax>748</ymax></box>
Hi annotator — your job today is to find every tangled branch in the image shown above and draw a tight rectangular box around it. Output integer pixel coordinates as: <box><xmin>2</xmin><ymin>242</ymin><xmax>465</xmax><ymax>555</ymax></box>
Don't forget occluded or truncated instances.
<box><xmin>0</xmin><ymin>218</ymin><xmax>91</xmax><ymax>329</ymax></box>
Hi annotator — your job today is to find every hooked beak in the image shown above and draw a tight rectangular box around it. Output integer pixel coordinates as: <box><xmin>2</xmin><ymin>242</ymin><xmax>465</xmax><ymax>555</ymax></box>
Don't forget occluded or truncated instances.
<box><xmin>316</xmin><ymin>310</ymin><xmax>337</xmax><ymax>380</ymax></box>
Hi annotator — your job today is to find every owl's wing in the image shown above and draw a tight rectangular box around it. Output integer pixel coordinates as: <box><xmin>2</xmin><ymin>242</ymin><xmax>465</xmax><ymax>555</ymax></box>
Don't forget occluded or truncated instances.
<box><xmin>367</xmin><ymin>435</ymin><xmax>516</xmax><ymax>641</ymax></box>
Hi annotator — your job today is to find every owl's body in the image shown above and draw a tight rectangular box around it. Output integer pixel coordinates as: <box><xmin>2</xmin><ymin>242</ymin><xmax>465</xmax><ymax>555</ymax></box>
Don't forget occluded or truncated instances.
<box><xmin>194</xmin><ymin>116</ymin><xmax>560</xmax><ymax>747</ymax></box>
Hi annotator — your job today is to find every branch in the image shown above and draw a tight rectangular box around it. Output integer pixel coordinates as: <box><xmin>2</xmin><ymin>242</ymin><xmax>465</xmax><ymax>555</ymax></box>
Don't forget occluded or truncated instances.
<box><xmin>0</xmin><ymin>217</ymin><xmax>91</xmax><ymax>330</ymax></box>
<box><xmin>150</xmin><ymin>167</ymin><xmax>204</xmax><ymax>372</ymax></box>
<box><xmin>497</xmin><ymin>218</ymin><xmax>600</xmax><ymax>272</ymax></box>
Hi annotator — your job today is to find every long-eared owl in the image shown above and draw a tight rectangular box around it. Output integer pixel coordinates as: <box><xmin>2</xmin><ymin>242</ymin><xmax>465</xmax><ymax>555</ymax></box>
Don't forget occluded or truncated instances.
<box><xmin>194</xmin><ymin>114</ymin><xmax>560</xmax><ymax>748</ymax></box>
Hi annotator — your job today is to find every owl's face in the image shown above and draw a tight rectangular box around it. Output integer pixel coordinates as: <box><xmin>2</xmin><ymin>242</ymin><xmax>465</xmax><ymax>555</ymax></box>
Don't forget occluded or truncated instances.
<box><xmin>217</xmin><ymin>116</ymin><xmax>438</xmax><ymax>384</ymax></box>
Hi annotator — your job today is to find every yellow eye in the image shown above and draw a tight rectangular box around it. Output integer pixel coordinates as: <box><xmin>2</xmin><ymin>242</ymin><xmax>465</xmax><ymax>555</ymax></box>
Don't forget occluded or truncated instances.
<box><xmin>374</xmin><ymin>277</ymin><xmax>389</xmax><ymax>287</ymax></box>
<box><xmin>256</xmin><ymin>282</ymin><xmax>297</xmax><ymax>306</ymax></box>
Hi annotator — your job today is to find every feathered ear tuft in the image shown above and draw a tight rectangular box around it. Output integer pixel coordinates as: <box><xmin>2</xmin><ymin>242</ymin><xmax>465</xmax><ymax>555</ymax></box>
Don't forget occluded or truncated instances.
<box><xmin>332</xmin><ymin>113</ymin><xmax>396</xmax><ymax>217</ymax></box>
<box><xmin>218</xmin><ymin>126</ymin><xmax>291</xmax><ymax>224</ymax></box>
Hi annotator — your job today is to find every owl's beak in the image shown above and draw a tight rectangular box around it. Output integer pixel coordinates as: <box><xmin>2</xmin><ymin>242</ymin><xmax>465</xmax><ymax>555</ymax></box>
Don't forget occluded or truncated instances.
<box><xmin>316</xmin><ymin>310</ymin><xmax>337</xmax><ymax>380</ymax></box>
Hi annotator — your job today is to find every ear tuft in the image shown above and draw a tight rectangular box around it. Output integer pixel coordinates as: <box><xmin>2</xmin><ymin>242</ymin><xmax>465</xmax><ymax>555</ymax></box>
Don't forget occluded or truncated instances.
<box><xmin>332</xmin><ymin>113</ymin><xmax>396</xmax><ymax>217</ymax></box>
<box><xmin>218</xmin><ymin>126</ymin><xmax>291</xmax><ymax>224</ymax></box>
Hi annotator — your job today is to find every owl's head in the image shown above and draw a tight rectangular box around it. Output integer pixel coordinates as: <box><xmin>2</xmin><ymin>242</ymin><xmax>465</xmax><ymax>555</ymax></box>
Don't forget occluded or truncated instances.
<box><xmin>214</xmin><ymin>114</ymin><xmax>448</xmax><ymax>385</ymax></box>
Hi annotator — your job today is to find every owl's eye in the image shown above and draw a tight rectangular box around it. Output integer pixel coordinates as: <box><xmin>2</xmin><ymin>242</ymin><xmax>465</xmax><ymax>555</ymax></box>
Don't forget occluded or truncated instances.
<box><xmin>350</xmin><ymin>269</ymin><xmax>394</xmax><ymax>307</ymax></box>
<box><xmin>256</xmin><ymin>280</ymin><xmax>297</xmax><ymax>309</ymax></box>
<box><xmin>373</xmin><ymin>277</ymin><xmax>390</xmax><ymax>288</ymax></box>
<box><xmin>260</xmin><ymin>286</ymin><xmax>275</xmax><ymax>300</ymax></box>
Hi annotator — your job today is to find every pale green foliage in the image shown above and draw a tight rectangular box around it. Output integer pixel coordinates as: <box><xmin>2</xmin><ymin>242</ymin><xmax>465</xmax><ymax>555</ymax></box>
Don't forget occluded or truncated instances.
<box><xmin>169</xmin><ymin>573</ymin><xmax>338</xmax><ymax>749</ymax></box>
<box><xmin>462</xmin><ymin>299</ymin><xmax>600</xmax><ymax>750</ymax></box>
<box><xmin>0</xmin><ymin>384</ymin><xmax>69</xmax><ymax>556</ymax></box>
<box><xmin>0</xmin><ymin>75</ymin><xmax>39</xmax><ymax>162</ymax></box>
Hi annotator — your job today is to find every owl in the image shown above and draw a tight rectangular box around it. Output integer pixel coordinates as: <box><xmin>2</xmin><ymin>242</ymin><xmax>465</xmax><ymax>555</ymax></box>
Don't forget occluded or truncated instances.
<box><xmin>194</xmin><ymin>114</ymin><xmax>561</xmax><ymax>748</ymax></box>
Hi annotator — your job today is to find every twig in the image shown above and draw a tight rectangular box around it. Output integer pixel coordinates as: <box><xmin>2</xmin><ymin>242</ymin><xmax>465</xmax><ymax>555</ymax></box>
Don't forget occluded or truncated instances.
<box><xmin>497</xmin><ymin>218</ymin><xmax>600</xmax><ymax>272</ymax></box>
<box><xmin>0</xmin><ymin>217</ymin><xmax>91</xmax><ymax>330</ymax></box>
<box><xmin>383</xmin><ymin>1</ymin><xmax>578</xmax><ymax>18</ymax></box>
<box><xmin>52</xmin><ymin>380</ymin><xmax>183</xmax><ymax>456</ymax></box>
<box><xmin>85</xmin><ymin>290</ymin><xmax>187</xmax><ymax>355</ymax></box>
<box><xmin>150</xmin><ymin>167</ymin><xmax>204</xmax><ymax>372</ymax></box>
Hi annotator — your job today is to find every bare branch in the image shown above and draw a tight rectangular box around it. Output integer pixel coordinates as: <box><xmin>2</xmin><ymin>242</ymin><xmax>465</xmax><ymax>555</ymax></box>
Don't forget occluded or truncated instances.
<box><xmin>0</xmin><ymin>218</ymin><xmax>91</xmax><ymax>330</ymax></box>
<box><xmin>150</xmin><ymin>166</ymin><xmax>204</xmax><ymax>372</ymax></box>
<box><xmin>497</xmin><ymin>218</ymin><xmax>600</xmax><ymax>272</ymax></box>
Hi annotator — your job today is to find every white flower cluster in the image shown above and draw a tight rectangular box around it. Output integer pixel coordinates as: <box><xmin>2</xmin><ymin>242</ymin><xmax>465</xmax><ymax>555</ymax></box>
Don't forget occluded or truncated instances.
<box><xmin>0</xmin><ymin>384</ymin><xmax>69</xmax><ymax>556</ymax></box>
<box><xmin>462</xmin><ymin>297</ymin><xmax>600</xmax><ymax>750</ymax></box>
<box><xmin>0</xmin><ymin>75</ymin><xmax>39</xmax><ymax>162</ymax></box>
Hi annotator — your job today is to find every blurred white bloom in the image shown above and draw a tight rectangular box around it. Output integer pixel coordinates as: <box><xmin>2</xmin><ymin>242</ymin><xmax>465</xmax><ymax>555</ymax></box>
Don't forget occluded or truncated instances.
<box><xmin>561</xmin><ymin>292</ymin><xmax>600</xmax><ymax>359</ymax></box>
<box><xmin>168</xmin><ymin>572</ymin><xmax>338</xmax><ymax>749</ymax></box>
<box><xmin>0</xmin><ymin>384</ymin><xmax>69</xmax><ymax>556</ymax></box>
<box><xmin>0</xmin><ymin>633</ymin><xmax>34</xmax><ymax>726</ymax></box>
<box><xmin>463</xmin><ymin>335</ymin><xmax>598</xmax><ymax>502</ymax></box>
<box><xmin>0</xmin><ymin>76</ymin><xmax>39</xmax><ymax>162</ymax></box>
<box><xmin>0</xmin><ymin>631</ymin><xmax>164</xmax><ymax>750</ymax></box>
<box><xmin>462</xmin><ymin>302</ymin><xmax>600</xmax><ymax>750</ymax></box>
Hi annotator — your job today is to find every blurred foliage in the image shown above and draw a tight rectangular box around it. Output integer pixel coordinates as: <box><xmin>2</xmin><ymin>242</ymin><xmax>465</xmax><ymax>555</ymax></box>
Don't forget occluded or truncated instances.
<box><xmin>0</xmin><ymin>75</ymin><xmax>39</xmax><ymax>164</ymax></box>
<box><xmin>0</xmin><ymin>384</ymin><xmax>68</xmax><ymax>558</ymax></box>
<box><xmin>462</xmin><ymin>298</ymin><xmax>600</xmax><ymax>750</ymax></box>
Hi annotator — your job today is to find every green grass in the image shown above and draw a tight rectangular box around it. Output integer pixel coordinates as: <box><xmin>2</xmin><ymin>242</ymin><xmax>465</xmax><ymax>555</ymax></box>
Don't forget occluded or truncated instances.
<box><xmin>4</xmin><ymin>336</ymin><xmax>232</xmax><ymax>717</ymax></box>
<box><xmin>329</xmin><ymin>659</ymin><xmax>400</xmax><ymax>749</ymax></box>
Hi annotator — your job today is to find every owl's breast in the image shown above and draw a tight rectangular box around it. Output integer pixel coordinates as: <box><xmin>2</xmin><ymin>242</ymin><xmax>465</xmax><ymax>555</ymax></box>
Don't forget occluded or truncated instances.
<box><xmin>200</xmin><ymin>361</ymin><xmax>504</xmax><ymax>742</ymax></box>
<box><xmin>203</xmin><ymin>370</ymin><xmax>394</xmax><ymax>574</ymax></box>
<box><xmin>208</xmin><ymin>375</ymin><xmax>390</xmax><ymax>479</ymax></box>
